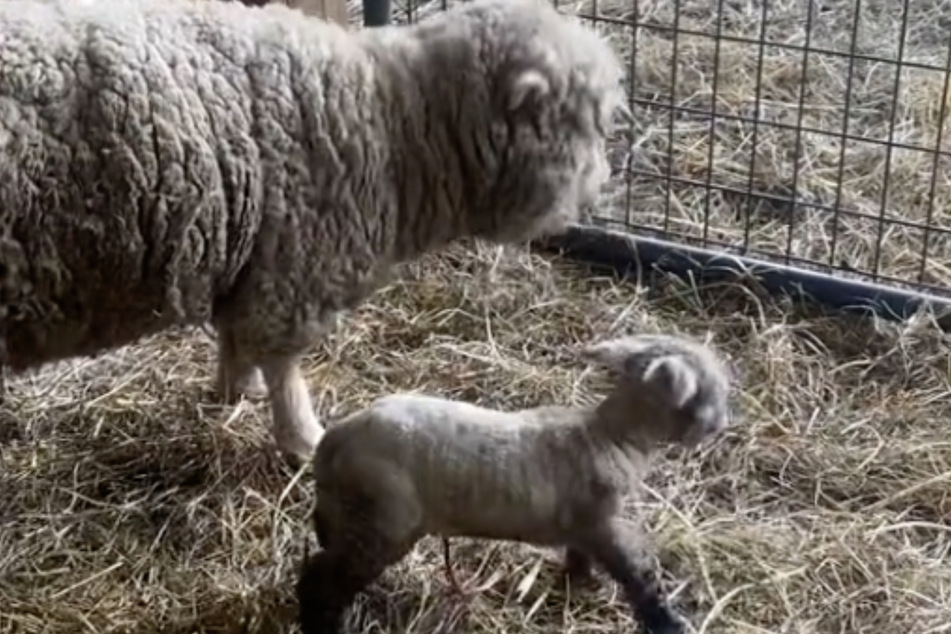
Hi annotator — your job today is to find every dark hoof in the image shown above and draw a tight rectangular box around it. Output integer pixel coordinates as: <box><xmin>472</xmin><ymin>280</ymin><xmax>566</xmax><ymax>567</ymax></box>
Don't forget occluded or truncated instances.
<box><xmin>638</xmin><ymin>604</ymin><xmax>686</xmax><ymax>634</ymax></box>
<box><xmin>296</xmin><ymin>557</ymin><xmax>347</xmax><ymax>634</ymax></box>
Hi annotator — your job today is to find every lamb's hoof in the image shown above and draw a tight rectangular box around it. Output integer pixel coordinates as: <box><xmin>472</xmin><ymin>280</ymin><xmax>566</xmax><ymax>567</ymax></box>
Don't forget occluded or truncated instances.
<box><xmin>638</xmin><ymin>604</ymin><xmax>686</xmax><ymax>634</ymax></box>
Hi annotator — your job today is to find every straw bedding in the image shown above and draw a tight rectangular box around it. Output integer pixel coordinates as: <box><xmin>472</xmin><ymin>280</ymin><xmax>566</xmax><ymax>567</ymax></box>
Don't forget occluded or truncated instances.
<box><xmin>2</xmin><ymin>242</ymin><xmax>950</xmax><ymax>633</ymax></box>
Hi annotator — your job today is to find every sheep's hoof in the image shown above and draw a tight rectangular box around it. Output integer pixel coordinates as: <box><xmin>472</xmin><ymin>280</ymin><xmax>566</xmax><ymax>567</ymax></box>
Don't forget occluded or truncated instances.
<box><xmin>221</xmin><ymin>367</ymin><xmax>268</xmax><ymax>403</ymax></box>
<box><xmin>215</xmin><ymin>367</ymin><xmax>268</xmax><ymax>405</ymax></box>
<box><xmin>275</xmin><ymin>426</ymin><xmax>323</xmax><ymax>469</ymax></box>
<box><xmin>279</xmin><ymin>447</ymin><xmax>312</xmax><ymax>471</ymax></box>
<box><xmin>236</xmin><ymin>368</ymin><xmax>269</xmax><ymax>401</ymax></box>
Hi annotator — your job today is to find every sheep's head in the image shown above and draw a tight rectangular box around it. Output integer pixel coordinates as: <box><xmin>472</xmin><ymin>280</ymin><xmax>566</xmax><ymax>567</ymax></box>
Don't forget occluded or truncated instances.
<box><xmin>581</xmin><ymin>333</ymin><xmax>734</xmax><ymax>449</ymax></box>
<box><xmin>411</xmin><ymin>0</ymin><xmax>628</xmax><ymax>245</ymax></box>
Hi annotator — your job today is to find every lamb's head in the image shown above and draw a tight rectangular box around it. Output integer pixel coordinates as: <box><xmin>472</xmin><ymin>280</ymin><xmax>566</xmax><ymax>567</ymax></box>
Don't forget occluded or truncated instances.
<box><xmin>405</xmin><ymin>0</ymin><xmax>628</xmax><ymax>245</ymax></box>
<box><xmin>581</xmin><ymin>333</ymin><xmax>733</xmax><ymax>449</ymax></box>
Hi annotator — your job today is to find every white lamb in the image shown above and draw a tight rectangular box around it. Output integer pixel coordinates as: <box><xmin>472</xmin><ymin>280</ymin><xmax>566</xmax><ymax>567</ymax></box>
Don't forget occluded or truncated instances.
<box><xmin>0</xmin><ymin>0</ymin><xmax>626</xmax><ymax>463</ymax></box>
<box><xmin>296</xmin><ymin>332</ymin><xmax>734</xmax><ymax>634</ymax></box>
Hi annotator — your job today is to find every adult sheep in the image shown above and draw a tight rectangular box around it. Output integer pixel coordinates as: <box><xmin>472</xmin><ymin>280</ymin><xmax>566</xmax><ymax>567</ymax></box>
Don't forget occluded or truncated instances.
<box><xmin>0</xmin><ymin>0</ymin><xmax>627</xmax><ymax>464</ymax></box>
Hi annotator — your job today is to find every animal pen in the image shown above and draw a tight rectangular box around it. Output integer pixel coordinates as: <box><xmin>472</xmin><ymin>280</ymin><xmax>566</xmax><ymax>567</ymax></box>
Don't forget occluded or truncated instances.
<box><xmin>366</xmin><ymin>0</ymin><xmax>951</xmax><ymax>325</ymax></box>
<box><xmin>2</xmin><ymin>1</ymin><xmax>951</xmax><ymax>633</ymax></box>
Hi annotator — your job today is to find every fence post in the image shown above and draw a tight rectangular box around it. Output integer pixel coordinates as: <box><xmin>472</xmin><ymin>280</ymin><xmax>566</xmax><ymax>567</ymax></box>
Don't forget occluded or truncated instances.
<box><xmin>362</xmin><ymin>0</ymin><xmax>391</xmax><ymax>26</ymax></box>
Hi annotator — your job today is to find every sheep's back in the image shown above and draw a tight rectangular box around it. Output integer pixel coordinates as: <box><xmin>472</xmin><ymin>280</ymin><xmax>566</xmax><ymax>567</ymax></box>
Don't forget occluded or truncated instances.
<box><xmin>0</xmin><ymin>0</ymin><xmax>300</xmax><ymax>369</ymax></box>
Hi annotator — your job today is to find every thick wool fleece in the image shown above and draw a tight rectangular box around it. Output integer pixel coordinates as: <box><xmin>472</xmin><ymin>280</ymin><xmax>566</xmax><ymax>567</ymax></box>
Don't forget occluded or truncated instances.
<box><xmin>0</xmin><ymin>0</ymin><xmax>626</xmax><ymax>460</ymax></box>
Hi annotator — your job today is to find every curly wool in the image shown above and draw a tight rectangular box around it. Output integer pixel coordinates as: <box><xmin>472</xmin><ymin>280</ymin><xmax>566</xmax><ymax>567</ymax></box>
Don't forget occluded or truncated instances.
<box><xmin>0</xmin><ymin>0</ymin><xmax>626</xmax><ymax>459</ymax></box>
<box><xmin>0</xmin><ymin>0</ymin><xmax>367</xmax><ymax>364</ymax></box>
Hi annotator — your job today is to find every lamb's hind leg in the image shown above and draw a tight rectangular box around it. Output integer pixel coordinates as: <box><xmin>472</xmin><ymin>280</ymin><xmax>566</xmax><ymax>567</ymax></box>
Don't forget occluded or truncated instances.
<box><xmin>298</xmin><ymin>488</ymin><xmax>421</xmax><ymax>634</ymax></box>
<box><xmin>580</xmin><ymin>521</ymin><xmax>685</xmax><ymax>634</ymax></box>
<box><xmin>297</xmin><ymin>534</ymin><xmax>415</xmax><ymax>634</ymax></box>
<box><xmin>215</xmin><ymin>323</ymin><xmax>268</xmax><ymax>403</ymax></box>
<box><xmin>260</xmin><ymin>354</ymin><xmax>323</xmax><ymax>465</ymax></box>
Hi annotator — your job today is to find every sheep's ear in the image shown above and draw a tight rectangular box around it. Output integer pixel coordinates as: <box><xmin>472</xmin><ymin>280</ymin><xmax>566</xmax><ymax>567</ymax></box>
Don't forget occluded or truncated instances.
<box><xmin>642</xmin><ymin>355</ymin><xmax>699</xmax><ymax>409</ymax></box>
<box><xmin>508</xmin><ymin>69</ymin><xmax>551</xmax><ymax>111</ymax></box>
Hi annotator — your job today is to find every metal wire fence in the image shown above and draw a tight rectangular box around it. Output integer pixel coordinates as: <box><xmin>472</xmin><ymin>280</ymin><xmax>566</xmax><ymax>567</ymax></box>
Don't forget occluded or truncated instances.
<box><xmin>367</xmin><ymin>0</ymin><xmax>951</xmax><ymax>302</ymax></box>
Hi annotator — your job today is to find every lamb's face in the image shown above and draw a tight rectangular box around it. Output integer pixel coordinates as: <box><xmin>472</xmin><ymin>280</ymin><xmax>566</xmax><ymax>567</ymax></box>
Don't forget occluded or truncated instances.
<box><xmin>583</xmin><ymin>334</ymin><xmax>734</xmax><ymax>448</ymax></box>
<box><xmin>663</xmin><ymin>364</ymin><xmax>733</xmax><ymax>448</ymax></box>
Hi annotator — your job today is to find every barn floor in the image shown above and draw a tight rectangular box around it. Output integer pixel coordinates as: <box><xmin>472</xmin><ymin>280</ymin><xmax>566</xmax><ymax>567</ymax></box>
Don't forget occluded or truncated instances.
<box><xmin>2</xmin><ymin>242</ymin><xmax>950</xmax><ymax>633</ymax></box>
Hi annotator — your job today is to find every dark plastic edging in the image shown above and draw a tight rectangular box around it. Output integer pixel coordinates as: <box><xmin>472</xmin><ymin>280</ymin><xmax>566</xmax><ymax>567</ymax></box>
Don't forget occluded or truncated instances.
<box><xmin>533</xmin><ymin>224</ymin><xmax>951</xmax><ymax>331</ymax></box>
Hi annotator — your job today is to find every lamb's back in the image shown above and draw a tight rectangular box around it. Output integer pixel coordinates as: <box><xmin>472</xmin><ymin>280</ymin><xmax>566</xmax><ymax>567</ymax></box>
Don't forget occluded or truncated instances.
<box><xmin>315</xmin><ymin>394</ymin><xmax>587</xmax><ymax>542</ymax></box>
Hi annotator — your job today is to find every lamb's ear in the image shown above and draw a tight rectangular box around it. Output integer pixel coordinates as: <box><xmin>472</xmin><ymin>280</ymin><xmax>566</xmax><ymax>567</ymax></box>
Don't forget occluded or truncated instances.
<box><xmin>642</xmin><ymin>355</ymin><xmax>699</xmax><ymax>409</ymax></box>
<box><xmin>508</xmin><ymin>69</ymin><xmax>551</xmax><ymax>112</ymax></box>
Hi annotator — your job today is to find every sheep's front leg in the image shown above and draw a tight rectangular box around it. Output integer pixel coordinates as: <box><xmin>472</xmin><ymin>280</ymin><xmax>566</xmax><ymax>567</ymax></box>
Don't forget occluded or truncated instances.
<box><xmin>580</xmin><ymin>523</ymin><xmax>685</xmax><ymax>634</ymax></box>
<box><xmin>215</xmin><ymin>324</ymin><xmax>268</xmax><ymax>403</ymax></box>
<box><xmin>260</xmin><ymin>355</ymin><xmax>323</xmax><ymax>465</ymax></box>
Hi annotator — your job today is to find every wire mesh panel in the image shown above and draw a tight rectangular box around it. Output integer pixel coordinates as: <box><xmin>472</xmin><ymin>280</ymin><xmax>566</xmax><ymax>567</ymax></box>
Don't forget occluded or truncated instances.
<box><xmin>372</xmin><ymin>0</ymin><xmax>951</xmax><ymax>298</ymax></box>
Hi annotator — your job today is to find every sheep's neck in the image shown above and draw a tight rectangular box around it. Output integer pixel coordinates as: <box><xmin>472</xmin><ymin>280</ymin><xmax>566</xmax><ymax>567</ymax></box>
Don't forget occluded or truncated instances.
<box><xmin>369</xmin><ymin>36</ymin><xmax>485</xmax><ymax>262</ymax></box>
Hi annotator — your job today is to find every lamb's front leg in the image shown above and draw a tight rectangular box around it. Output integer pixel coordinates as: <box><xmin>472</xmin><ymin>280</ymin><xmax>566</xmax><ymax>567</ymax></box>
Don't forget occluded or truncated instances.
<box><xmin>260</xmin><ymin>354</ymin><xmax>324</xmax><ymax>465</ymax></box>
<box><xmin>580</xmin><ymin>521</ymin><xmax>685</xmax><ymax>634</ymax></box>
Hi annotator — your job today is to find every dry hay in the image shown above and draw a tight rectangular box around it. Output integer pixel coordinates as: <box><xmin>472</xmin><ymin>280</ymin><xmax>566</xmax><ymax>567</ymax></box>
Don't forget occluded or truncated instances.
<box><xmin>2</xmin><ymin>241</ymin><xmax>951</xmax><ymax>633</ymax></box>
